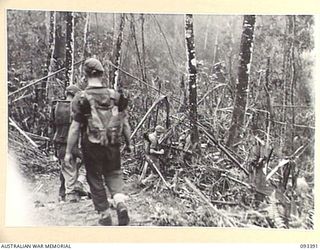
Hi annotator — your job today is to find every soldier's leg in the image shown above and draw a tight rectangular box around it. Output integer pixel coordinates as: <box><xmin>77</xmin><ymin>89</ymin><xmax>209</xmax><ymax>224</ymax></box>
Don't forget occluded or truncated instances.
<box><xmin>55</xmin><ymin>143</ymin><xmax>67</xmax><ymax>201</ymax></box>
<box><xmin>59</xmin><ymin>172</ymin><xmax>66</xmax><ymax>201</ymax></box>
<box><xmin>82</xmin><ymin>139</ymin><xmax>112</xmax><ymax>226</ymax></box>
<box><xmin>76</xmin><ymin>161</ymin><xmax>91</xmax><ymax>197</ymax></box>
<box><xmin>138</xmin><ymin>160</ymin><xmax>149</xmax><ymax>183</ymax></box>
<box><xmin>103</xmin><ymin>146</ymin><xmax>129</xmax><ymax>226</ymax></box>
<box><xmin>62</xmin><ymin>148</ymin><xmax>80</xmax><ymax>202</ymax></box>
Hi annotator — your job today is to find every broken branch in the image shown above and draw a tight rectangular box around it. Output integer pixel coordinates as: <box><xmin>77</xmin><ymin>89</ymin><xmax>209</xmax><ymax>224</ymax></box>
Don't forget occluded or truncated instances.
<box><xmin>9</xmin><ymin>117</ymin><xmax>39</xmax><ymax>148</ymax></box>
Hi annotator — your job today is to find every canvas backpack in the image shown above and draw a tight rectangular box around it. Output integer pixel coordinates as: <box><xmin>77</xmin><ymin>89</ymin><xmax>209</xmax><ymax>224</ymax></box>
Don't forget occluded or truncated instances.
<box><xmin>52</xmin><ymin>100</ymin><xmax>72</xmax><ymax>144</ymax></box>
<box><xmin>80</xmin><ymin>87</ymin><xmax>123</xmax><ymax>146</ymax></box>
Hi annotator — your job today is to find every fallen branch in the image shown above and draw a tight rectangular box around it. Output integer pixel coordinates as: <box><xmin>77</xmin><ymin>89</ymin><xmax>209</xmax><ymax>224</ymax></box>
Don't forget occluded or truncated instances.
<box><xmin>184</xmin><ymin>177</ymin><xmax>236</xmax><ymax>227</ymax></box>
<box><xmin>26</xmin><ymin>132</ymin><xmax>50</xmax><ymax>141</ymax></box>
<box><xmin>9</xmin><ymin>117</ymin><xmax>39</xmax><ymax>148</ymax></box>
<box><xmin>197</xmin><ymin>123</ymin><xmax>249</xmax><ymax>176</ymax></box>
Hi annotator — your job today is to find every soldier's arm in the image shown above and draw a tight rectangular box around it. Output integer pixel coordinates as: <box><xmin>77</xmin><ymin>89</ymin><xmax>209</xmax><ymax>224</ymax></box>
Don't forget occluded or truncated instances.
<box><xmin>66</xmin><ymin>121</ymin><xmax>81</xmax><ymax>154</ymax></box>
<box><xmin>122</xmin><ymin>111</ymin><xmax>131</xmax><ymax>147</ymax></box>
<box><xmin>65</xmin><ymin>120</ymin><xmax>81</xmax><ymax>166</ymax></box>
<box><xmin>65</xmin><ymin>94</ymin><xmax>83</xmax><ymax>166</ymax></box>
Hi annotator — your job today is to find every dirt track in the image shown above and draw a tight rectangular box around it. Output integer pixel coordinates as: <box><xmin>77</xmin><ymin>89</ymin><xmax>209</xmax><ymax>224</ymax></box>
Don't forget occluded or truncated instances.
<box><xmin>26</xmin><ymin>173</ymin><xmax>157</xmax><ymax>226</ymax></box>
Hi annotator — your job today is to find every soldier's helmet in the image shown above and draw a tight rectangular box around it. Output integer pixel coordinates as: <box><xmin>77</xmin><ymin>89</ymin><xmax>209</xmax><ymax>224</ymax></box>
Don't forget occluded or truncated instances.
<box><xmin>83</xmin><ymin>58</ymin><xmax>104</xmax><ymax>76</ymax></box>
<box><xmin>155</xmin><ymin>125</ymin><xmax>165</xmax><ymax>134</ymax></box>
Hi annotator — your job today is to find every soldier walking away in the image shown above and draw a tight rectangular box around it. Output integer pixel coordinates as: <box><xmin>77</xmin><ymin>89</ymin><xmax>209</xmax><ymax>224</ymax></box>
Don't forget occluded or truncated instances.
<box><xmin>52</xmin><ymin>85</ymin><xmax>90</xmax><ymax>203</ymax></box>
<box><xmin>65</xmin><ymin>58</ymin><xmax>132</xmax><ymax>226</ymax></box>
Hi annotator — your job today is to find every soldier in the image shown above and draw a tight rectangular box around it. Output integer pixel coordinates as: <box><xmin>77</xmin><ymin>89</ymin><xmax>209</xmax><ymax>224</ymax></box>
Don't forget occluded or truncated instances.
<box><xmin>52</xmin><ymin>85</ymin><xmax>89</xmax><ymax>202</ymax></box>
<box><xmin>140</xmin><ymin>125</ymin><xmax>166</xmax><ymax>184</ymax></box>
<box><xmin>65</xmin><ymin>58</ymin><xmax>131</xmax><ymax>226</ymax></box>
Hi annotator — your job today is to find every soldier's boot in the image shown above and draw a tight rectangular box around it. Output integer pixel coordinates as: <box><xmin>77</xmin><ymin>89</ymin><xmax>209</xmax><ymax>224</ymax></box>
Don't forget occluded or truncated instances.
<box><xmin>116</xmin><ymin>202</ymin><xmax>130</xmax><ymax>226</ymax></box>
<box><xmin>98</xmin><ymin>209</ymin><xmax>112</xmax><ymax>226</ymax></box>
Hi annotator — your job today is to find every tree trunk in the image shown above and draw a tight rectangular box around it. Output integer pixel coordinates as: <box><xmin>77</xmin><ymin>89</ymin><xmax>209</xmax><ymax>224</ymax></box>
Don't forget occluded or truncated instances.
<box><xmin>83</xmin><ymin>12</ymin><xmax>91</xmax><ymax>59</ymax></box>
<box><xmin>179</xmin><ymin>75</ymin><xmax>187</xmax><ymax>112</ymax></box>
<box><xmin>227</xmin><ymin>15</ymin><xmax>256</xmax><ymax>147</ymax></box>
<box><xmin>140</xmin><ymin>14</ymin><xmax>147</xmax><ymax>81</ymax></box>
<box><xmin>203</xmin><ymin>16</ymin><xmax>210</xmax><ymax>50</ymax></box>
<box><xmin>130</xmin><ymin>14</ymin><xmax>145</xmax><ymax>82</ymax></box>
<box><xmin>79</xmin><ymin>12</ymin><xmax>91</xmax><ymax>81</ymax></box>
<box><xmin>54</xmin><ymin>12</ymin><xmax>65</xmax><ymax>69</ymax></box>
<box><xmin>185</xmin><ymin>14</ymin><xmax>199</xmax><ymax>145</ymax></box>
<box><xmin>212</xmin><ymin>33</ymin><xmax>219</xmax><ymax>65</ymax></box>
<box><xmin>109</xmin><ymin>13</ymin><xmax>126</xmax><ymax>90</ymax></box>
<box><xmin>45</xmin><ymin>11</ymin><xmax>56</xmax><ymax>100</ymax></box>
<box><xmin>65</xmin><ymin>11</ymin><xmax>75</xmax><ymax>88</ymax></box>
<box><xmin>280</xmin><ymin>15</ymin><xmax>296</xmax><ymax>154</ymax></box>
<box><xmin>290</xmin><ymin>15</ymin><xmax>297</xmax><ymax>152</ymax></box>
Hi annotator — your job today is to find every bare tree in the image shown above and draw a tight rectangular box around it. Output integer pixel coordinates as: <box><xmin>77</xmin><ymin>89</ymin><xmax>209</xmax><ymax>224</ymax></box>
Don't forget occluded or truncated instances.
<box><xmin>65</xmin><ymin>11</ymin><xmax>75</xmax><ymax>88</ymax></box>
<box><xmin>227</xmin><ymin>15</ymin><xmax>256</xmax><ymax>147</ymax></box>
<box><xmin>185</xmin><ymin>14</ymin><xmax>199</xmax><ymax>145</ymax></box>
<box><xmin>109</xmin><ymin>13</ymin><xmax>126</xmax><ymax>90</ymax></box>
<box><xmin>45</xmin><ymin>11</ymin><xmax>56</xmax><ymax>99</ymax></box>
<box><xmin>130</xmin><ymin>14</ymin><xmax>145</xmax><ymax>82</ymax></box>
<box><xmin>79</xmin><ymin>12</ymin><xmax>91</xmax><ymax>81</ymax></box>
<box><xmin>140</xmin><ymin>14</ymin><xmax>147</xmax><ymax>81</ymax></box>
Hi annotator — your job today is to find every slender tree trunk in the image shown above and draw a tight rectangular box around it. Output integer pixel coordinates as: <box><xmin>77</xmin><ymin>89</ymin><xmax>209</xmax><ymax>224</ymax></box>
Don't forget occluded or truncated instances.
<box><xmin>140</xmin><ymin>14</ymin><xmax>147</xmax><ymax>81</ymax></box>
<box><xmin>112</xmin><ymin>13</ymin><xmax>117</xmax><ymax>48</ymax></box>
<box><xmin>79</xmin><ymin>12</ymin><xmax>91</xmax><ymax>80</ymax></box>
<box><xmin>203</xmin><ymin>16</ymin><xmax>210</xmax><ymax>50</ymax></box>
<box><xmin>154</xmin><ymin>80</ymin><xmax>162</xmax><ymax>128</ymax></box>
<box><xmin>83</xmin><ymin>12</ymin><xmax>91</xmax><ymax>59</ymax></box>
<box><xmin>109</xmin><ymin>13</ymin><xmax>126</xmax><ymax>90</ymax></box>
<box><xmin>179</xmin><ymin>75</ymin><xmax>186</xmax><ymax>112</ymax></box>
<box><xmin>46</xmin><ymin>11</ymin><xmax>56</xmax><ymax>100</ymax></box>
<box><xmin>130</xmin><ymin>14</ymin><xmax>145</xmax><ymax>82</ymax></box>
<box><xmin>54</xmin><ymin>12</ymin><xmax>65</xmax><ymax>69</ymax></box>
<box><xmin>290</xmin><ymin>15</ymin><xmax>297</xmax><ymax>151</ymax></box>
<box><xmin>227</xmin><ymin>15</ymin><xmax>256</xmax><ymax>147</ymax></box>
<box><xmin>280</xmin><ymin>15</ymin><xmax>297</xmax><ymax>154</ymax></box>
<box><xmin>280</xmin><ymin>16</ymin><xmax>290</xmax><ymax>152</ymax></box>
<box><xmin>265</xmin><ymin>56</ymin><xmax>270</xmax><ymax>90</ymax></box>
<box><xmin>185</xmin><ymin>14</ymin><xmax>199</xmax><ymax>145</ymax></box>
<box><xmin>153</xmin><ymin>15</ymin><xmax>177</xmax><ymax>70</ymax></box>
<box><xmin>212</xmin><ymin>33</ymin><xmax>219</xmax><ymax>65</ymax></box>
<box><xmin>65</xmin><ymin>11</ymin><xmax>75</xmax><ymax>88</ymax></box>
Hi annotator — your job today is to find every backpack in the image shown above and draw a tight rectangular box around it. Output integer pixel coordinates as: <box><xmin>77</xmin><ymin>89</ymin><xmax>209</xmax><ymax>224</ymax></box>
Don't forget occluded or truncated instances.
<box><xmin>80</xmin><ymin>87</ymin><xmax>123</xmax><ymax>146</ymax></box>
<box><xmin>52</xmin><ymin>100</ymin><xmax>72</xmax><ymax>144</ymax></box>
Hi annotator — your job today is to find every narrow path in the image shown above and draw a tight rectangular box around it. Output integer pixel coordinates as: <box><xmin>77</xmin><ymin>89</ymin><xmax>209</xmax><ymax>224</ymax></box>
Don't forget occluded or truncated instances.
<box><xmin>28</xmin><ymin>173</ymin><xmax>155</xmax><ymax>226</ymax></box>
